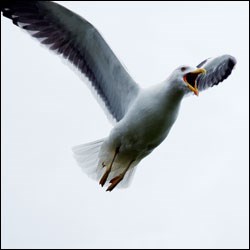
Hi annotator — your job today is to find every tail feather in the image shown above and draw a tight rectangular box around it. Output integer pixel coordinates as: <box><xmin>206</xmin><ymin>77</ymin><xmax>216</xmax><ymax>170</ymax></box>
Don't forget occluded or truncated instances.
<box><xmin>72</xmin><ymin>139</ymin><xmax>105</xmax><ymax>181</ymax></box>
<box><xmin>72</xmin><ymin>138</ymin><xmax>139</xmax><ymax>189</ymax></box>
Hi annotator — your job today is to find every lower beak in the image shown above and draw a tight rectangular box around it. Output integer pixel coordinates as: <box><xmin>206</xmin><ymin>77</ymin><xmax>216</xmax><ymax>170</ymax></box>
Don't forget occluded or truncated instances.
<box><xmin>187</xmin><ymin>83</ymin><xmax>199</xmax><ymax>96</ymax></box>
<box><xmin>185</xmin><ymin>68</ymin><xmax>206</xmax><ymax>96</ymax></box>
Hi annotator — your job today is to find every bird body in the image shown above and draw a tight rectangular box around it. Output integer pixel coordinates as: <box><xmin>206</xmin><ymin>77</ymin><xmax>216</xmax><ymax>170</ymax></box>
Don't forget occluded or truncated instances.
<box><xmin>75</xmin><ymin>73</ymin><xmax>190</xmax><ymax>190</ymax></box>
<box><xmin>113</xmin><ymin>81</ymin><xmax>183</xmax><ymax>154</ymax></box>
<box><xmin>108</xmin><ymin>85</ymin><xmax>180</xmax><ymax>153</ymax></box>
<box><xmin>1</xmin><ymin>1</ymin><xmax>236</xmax><ymax>191</ymax></box>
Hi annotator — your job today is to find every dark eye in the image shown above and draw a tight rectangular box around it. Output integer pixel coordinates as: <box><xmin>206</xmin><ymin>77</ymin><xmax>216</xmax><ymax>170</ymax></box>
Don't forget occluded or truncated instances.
<box><xmin>181</xmin><ymin>67</ymin><xmax>186</xmax><ymax>72</ymax></box>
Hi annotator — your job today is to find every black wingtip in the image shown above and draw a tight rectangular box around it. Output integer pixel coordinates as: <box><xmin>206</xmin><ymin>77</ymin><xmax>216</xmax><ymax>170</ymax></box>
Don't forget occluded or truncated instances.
<box><xmin>228</xmin><ymin>56</ymin><xmax>237</xmax><ymax>69</ymax></box>
<box><xmin>223</xmin><ymin>54</ymin><xmax>237</xmax><ymax>68</ymax></box>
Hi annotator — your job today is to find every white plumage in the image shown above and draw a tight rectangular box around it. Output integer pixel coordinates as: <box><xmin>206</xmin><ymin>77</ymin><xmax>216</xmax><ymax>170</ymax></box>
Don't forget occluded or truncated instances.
<box><xmin>1</xmin><ymin>1</ymin><xmax>236</xmax><ymax>191</ymax></box>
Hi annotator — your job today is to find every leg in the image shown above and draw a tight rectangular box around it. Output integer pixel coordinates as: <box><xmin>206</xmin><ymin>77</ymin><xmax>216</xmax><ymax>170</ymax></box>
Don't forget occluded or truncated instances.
<box><xmin>99</xmin><ymin>147</ymin><xmax>119</xmax><ymax>187</ymax></box>
<box><xmin>106</xmin><ymin>160</ymin><xmax>135</xmax><ymax>192</ymax></box>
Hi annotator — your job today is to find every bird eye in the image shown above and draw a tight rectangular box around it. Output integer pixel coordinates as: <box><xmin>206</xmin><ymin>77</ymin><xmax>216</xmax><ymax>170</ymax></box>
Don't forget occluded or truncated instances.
<box><xmin>181</xmin><ymin>67</ymin><xmax>186</xmax><ymax>72</ymax></box>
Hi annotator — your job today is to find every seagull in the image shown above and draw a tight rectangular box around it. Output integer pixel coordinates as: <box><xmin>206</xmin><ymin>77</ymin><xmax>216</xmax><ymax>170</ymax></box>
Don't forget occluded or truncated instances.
<box><xmin>1</xmin><ymin>1</ymin><xmax>236</xmax><ymax>191</ymax></box>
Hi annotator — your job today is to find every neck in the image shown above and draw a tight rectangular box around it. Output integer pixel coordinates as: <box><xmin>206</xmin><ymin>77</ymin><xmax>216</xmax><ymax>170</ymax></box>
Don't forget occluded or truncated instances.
<box><xmin>161</xmin><ymin>79</ymin><xmax>185</xmax><ymax>107</ymax></box>
<box><xmin>167</xmin><ymin>84</ymin><xmax>184</xmax><ymax>100</ymax></box>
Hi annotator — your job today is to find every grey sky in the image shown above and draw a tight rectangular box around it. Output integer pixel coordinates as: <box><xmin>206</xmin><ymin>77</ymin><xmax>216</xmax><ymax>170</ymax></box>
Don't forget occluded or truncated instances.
<box><xmin>1</xmin><ymin>1</ymin><xmax>249</xmax><ymax>249</ymax></box>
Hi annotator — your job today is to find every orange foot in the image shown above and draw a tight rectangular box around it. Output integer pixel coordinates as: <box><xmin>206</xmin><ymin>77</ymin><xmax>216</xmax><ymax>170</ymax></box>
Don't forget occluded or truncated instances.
<box><xmin>99</xmin><ymin>168</ymin><xmax>111</xmax><ymax>187</ymax></box>
<box><xmin>106</xmin><ymin>175</ymin><xmax>123</xmax><ymax>192</ymax></box>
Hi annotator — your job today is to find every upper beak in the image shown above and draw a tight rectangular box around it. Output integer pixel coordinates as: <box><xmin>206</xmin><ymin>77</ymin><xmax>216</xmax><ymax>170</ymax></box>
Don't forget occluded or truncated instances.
<box><xmin>184</xmin><ymin>68</ymin><xmax>206</xmax><ymax>96</ymax></box>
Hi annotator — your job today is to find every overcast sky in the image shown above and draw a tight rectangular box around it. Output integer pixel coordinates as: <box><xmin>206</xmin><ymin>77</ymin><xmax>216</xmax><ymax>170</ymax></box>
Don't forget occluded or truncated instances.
<box><xmin>1</xmin><ymin>1</ymin><xmax>249</xmax><ymax>249</ymax></box>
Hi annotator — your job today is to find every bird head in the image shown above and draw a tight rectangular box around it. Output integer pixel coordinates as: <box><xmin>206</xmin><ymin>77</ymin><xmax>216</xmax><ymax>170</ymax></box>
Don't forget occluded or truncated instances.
<box><xmin>170</xmin><ymin>66</ymin><xmax>206</xmax><ymax>96</ymax></box>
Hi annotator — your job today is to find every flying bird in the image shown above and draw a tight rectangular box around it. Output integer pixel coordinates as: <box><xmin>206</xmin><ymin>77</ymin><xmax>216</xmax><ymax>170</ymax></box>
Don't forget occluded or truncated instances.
<box><xmin>1</xmin><ymin>1</ymin><xmax>236</xmax><ymax>191</ymax></box>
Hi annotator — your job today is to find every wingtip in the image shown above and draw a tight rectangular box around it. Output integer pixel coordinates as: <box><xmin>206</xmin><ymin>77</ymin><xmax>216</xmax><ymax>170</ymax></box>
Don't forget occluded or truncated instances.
<box><xmin>223</xmin><ymin>54</ymin><xmax>237</xmax><ymax>67</ymax></box>
<box><xmin>231</xmin><ymin>56</ymin><xmax>237</xmax><ymax>66</ymax></box>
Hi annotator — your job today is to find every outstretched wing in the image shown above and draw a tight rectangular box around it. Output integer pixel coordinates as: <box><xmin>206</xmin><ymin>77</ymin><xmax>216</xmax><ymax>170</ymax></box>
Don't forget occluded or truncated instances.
<box><xmin>1</xmin><ymin>1</ymin><xmax>139</xmax><ymax>122</ymax></box>
<box><xmin>196</xmin><ymin>55</ymin><xmax>236</xmax><ymax>91</ymax></box>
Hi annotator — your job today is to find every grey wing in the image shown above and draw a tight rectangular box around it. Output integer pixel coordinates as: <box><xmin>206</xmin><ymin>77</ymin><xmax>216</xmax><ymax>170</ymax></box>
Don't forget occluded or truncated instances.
<box><xmin>1</xmin><ymin>1</ymin><xmax>139</xmax><ymax>122</ymax></box>
<box><xmin>196</xmin><ymin>55</ymin><xmax>236</xmax><ymax>92</ymax></box>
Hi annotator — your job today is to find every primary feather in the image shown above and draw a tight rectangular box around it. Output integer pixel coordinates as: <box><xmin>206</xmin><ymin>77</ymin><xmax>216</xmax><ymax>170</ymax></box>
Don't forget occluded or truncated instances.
<box><xmin>1</xmin><ymin>1</ymin><xmax>139</xmax><ymax>122</ymax></box>
<box><xmin>196</xmin><ymin>55</ymin><xmax>236</xmax><ymax>91</ymax></box>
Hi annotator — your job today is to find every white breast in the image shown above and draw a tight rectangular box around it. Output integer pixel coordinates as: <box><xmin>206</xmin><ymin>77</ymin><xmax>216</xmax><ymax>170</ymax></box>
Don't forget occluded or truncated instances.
<box><xmin>107</xmin><ymin>83</ymin><xmax>184</xmax><ymax>160</ymax></box>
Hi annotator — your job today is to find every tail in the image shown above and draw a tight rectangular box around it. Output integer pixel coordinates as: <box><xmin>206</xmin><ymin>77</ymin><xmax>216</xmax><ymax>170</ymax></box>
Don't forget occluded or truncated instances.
<box><xmin>72</xmin><ymin>138</ymin><xmax>138</xmax><ymax>189</ymax></box>
<box><xmin>72</xmin><ymin>139</ymin><xmax>105</xmax><ymax>182</ymax></box>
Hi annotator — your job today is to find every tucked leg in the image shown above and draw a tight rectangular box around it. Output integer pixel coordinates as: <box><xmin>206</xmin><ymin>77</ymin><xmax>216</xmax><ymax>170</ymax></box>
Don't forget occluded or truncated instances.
<box><xmin>99</xmin><ymin>147</ymin><xmax>119</xmax><ymax>187</ymax></box>
<box><xmin>106</xmin><ymin>160</ymin><xmax>135</xmax><ymax>192</ymax></box>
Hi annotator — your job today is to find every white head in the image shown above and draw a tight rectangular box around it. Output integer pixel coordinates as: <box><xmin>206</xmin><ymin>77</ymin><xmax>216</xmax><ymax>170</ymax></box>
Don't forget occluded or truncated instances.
<box><xmin>168</xmin><ymin>66</ymin><xmax>206</xmax><ymax>96</ymax></box>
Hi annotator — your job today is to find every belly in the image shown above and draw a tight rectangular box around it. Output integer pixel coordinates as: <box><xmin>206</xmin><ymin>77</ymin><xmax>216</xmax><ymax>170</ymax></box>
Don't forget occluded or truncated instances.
<box><xmin>110</xmin><ymin>102</ymin><xmax>180</xmax><ymax>160</ymax></box>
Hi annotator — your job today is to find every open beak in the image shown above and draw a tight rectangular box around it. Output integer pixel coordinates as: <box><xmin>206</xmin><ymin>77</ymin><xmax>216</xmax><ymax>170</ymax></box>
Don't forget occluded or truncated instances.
<box><xmin>183</xmin><ymin>68</ymin><xmax>206</xmax><ymax>96</ymax></box>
